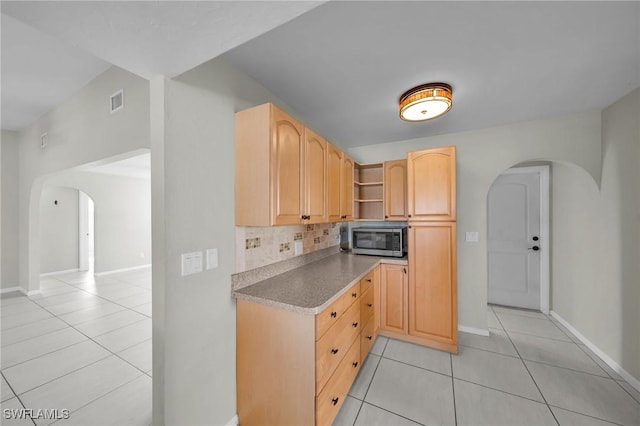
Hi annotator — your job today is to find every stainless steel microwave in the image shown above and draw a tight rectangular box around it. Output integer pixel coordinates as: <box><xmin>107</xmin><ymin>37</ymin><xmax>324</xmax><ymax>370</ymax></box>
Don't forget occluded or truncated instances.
<box><xmin>351</xmin><ymin>227</ymin><xmax>407</xmax><ymax>257</ymax></box>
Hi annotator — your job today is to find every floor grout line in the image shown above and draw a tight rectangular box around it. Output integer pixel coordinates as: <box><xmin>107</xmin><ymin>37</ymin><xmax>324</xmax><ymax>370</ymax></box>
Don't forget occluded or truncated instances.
<box><xmin>492</xmin><ymin>305</ymin><xmax>561</xmax><ymax>426</ymax></box>
<box><xmin>1</xmin><ymin>370</ymin><xmax>37</xmax><ymax>426</ymax></box>
<box><xmin>450</xmin><ymin>353</ymin><xmax>457</xmax><ymax>426</ymax></box>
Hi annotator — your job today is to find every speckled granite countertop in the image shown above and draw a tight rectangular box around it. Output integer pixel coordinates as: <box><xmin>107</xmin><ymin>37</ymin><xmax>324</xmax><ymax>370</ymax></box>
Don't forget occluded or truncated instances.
<box><xmin>233</xmin><ymin>253</ymin><xmax>407</xmax><ymax>315</ymax></box>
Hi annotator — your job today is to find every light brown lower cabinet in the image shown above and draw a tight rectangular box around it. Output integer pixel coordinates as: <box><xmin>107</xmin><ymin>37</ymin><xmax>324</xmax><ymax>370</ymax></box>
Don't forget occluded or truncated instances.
<box><xmin>378</xmin><ymin>224</ymin><xmax>458</xmax><ymax>354</ymax></box>
<box><xmin>237</xmin><ymin>266</ymin><xmax>379</xmax><ymax>426</ymax></box>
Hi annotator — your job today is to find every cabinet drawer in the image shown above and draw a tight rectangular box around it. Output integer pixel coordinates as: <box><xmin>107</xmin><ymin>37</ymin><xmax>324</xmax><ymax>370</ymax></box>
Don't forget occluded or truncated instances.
<box><xmin>316</xmin><ymin>282</ymin><xmax>360</xmax><ymax>340</ymax></box>
<box><xmin>360</xmin><ymin>270</ymin><xmax>375</xmax><ymax>292</ymax></box>
<box><xmin>316</xmin><ymin>301</ymin><xmax>361</xmax><ymax>394</ymax></box>
<box><xmin>316</xmin><ymin>337</ymin><xmax>361</xmax><ymax>426</ymax></box>
<box><xmin>360</xmin><ymin>286</ymin><xmax>374</xmax><ymax>325</ymax></box>
<box><xmin>360</xmin><ymin>317</ymin><xmax>376</xmax><ymax>363</ymax></box>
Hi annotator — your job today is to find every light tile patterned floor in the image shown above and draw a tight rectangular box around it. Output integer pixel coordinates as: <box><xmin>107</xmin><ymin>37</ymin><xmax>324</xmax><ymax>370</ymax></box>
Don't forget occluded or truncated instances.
<box><xmin>335</xmin><ymin>305</ymin><xmax>640</xmax><ymax>426</ymax></box>
<box><xmin>0</xmin><ymin>268</ymin><xmax>151</xmax><ymax>426</ymax></box>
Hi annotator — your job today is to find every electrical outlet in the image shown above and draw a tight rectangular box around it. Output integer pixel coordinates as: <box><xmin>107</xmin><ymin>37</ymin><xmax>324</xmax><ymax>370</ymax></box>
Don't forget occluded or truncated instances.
<box><xmin>465</xmin><ymin>231</ymin><xmax>479</xmax><ymax>242</ymax></box>
<box><xmin>206</xmin><ymin>248</ymin><xmax>218</xmax><ymax>270</ymax></box>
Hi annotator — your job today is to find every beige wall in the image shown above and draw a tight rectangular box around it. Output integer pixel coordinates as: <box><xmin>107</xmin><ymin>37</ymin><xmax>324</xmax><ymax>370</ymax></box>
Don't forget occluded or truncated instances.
<box><xmin>552</xmin><ymin>88</ymin><xmax>640</xmax><ymax>380</ymax></box>
<box><xmin>151</xmin><ymin>58</ymin><xmax>293</xmax><ymax>425</ymax></box>
<box><xmin>1</xmin><ymin>130</ymin><xmax>20</xmax><ymax>289</ymax></box>
<box><xmin>44</xmin><ymin>171</ymin><xmax>151</xmax><ymax>274</ymax></box>
<box><xmin>348</xmin><ymin>111</ymin><xmax>603</xmax><ymax>331</ymax></box>
<box><xmin>39</xmin><ymin>186</ymin><xmax>79</xmax><ymax>273</ymax></box>
<box><xmin>16</xmin><ymin>66</ymin><xmax>149</xmax><ymax>292</ymax></box>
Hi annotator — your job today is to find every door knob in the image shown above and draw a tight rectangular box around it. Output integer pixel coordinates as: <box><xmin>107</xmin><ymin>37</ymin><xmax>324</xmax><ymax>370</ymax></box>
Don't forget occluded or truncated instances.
<box><xmin>528</xmin><ymin>246</ymin><xmax>540</xmax><ymax>251</ymax></box>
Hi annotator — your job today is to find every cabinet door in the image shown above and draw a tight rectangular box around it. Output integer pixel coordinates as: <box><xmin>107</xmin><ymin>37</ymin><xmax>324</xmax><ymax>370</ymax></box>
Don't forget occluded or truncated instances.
<box><xmin>304</xmin><ymin>129</ymin><xmax>328</xmax><ymax>223</ymax></box>
<box><xmin>384</xmin><ymin>160</ymin><xmax>407</xmax><ymax>220</ymax></box>
<box><xmin>271</xmin><ymin>107</ymin><xmax>304</xmax><ymax>225</ymax></box>
<box><xmin>341</xmin><ymin>154</ymin><xmax>355</xmax><ymax>220</ymax></box>
<box><xmin>380</xmin><ymin>264</ymin><xmax>408</xmax><ymax>335</ymax></box>
<box><xmin>408</xmin><ymin>222</ymin><xmax>457</xmax><ymax>346</ymax></box>
<box><xmin>327</xmin><ymin>143</ymin><xmax>343</xmax><ymax>222</ymax></box>
<box><xmin>407</xmin><ymin>146</ymin><xmax>456</xmax><ymax>221</ymax></box>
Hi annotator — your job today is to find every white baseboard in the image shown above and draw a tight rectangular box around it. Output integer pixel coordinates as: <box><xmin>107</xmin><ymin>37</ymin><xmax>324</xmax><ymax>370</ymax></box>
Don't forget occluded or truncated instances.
<box><xmin>224</xmin><ymin>414</ymin><xmax>238</xmax><ymax>426</ymax></box>
<box><xmin>40</xmin><ymin>268</ymin><xmax>79</xmax><ymax>277</ymax></box>
<box><xmin>550</xmin><ymin>310</ymin><xmax>640</xmax><ymax>392</ymax></box>
<box><xmin>0</xmin><ymin>287</ymin><xmax>41</xmax><ymax>297</ymax></box>
<box><xmin>459</xmin><ymin>325</ymin><xmax>490</xmax><ymax>336</ymax></box>
<box><xmin>94</xmin><ymin>264</ymin><xmax>151</xmax><ymax>276</ymax></box>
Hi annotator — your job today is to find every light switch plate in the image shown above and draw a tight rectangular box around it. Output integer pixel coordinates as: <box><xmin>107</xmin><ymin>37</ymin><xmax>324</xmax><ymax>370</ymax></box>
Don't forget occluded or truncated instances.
<box><xmin>206</xmin><ymin>248</ymin><xmax>219</xmax><ymax>270</ymax></box>
<box><xmin>181</xmin><ymin>251</ymin><xmax>203</xmax><ymax>276</ymax></box>
<box><xmin>465</xmin><ymin>231</ymin><xmax>479</xmax><ymax>242</ymax></box>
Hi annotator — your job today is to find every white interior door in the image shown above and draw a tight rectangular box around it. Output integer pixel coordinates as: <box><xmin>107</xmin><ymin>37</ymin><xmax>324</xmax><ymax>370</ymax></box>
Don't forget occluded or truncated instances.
<box><xmin>78</xmin><ymin>191</ymin><xmax>95</xmax><ymax>272</ymax></box>
<box><xmin>488</xmin><ymin>169</ymin><xmax>542</xmax><ymax>310</ymax></box>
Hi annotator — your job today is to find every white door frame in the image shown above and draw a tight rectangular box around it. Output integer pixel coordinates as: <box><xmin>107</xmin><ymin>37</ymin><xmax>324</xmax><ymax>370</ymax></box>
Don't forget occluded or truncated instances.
<box><xmin>492</xmin><ymin>165</ymin><xmax>550</xmax><ymax>314</ymax></box>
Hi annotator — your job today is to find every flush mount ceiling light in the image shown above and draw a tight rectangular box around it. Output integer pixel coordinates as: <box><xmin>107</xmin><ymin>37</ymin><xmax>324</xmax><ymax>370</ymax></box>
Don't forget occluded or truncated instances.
<box><xmin>399</xmin><ymin>83</ymin><xmax>453</xmax><ymax>122</ymax></box>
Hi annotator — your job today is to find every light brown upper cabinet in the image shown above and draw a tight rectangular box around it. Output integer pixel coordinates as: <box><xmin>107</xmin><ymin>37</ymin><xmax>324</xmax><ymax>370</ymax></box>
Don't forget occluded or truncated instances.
<box><xmin>408</xmin><ymin>222</ymin><xmax>457</xmax><ymax>352</ymax></box>
<box><xmin>384</xmin><ymin>160</ymin><xmax>408</xmax><ymax>220</ymax></box>
<box><xmin>407</xmin><ymin>146</ymin><xmax>456</xmax><ymax>221</ymax></box>
<box><xmin>379</xmin><ymin>263</ymin><xmax>408</xmax><ymax>335</ymax></box>
<box><xmin>303</xmin><ymin>128</ymin><xmax>328</xmax><ymax>223</ymax></box>
<box><xmin>327</xmin><ymin>142</ymin><xmax>343</xmax><ymax>222</ymax></box>
<box><xmin>341</xmin><ymin>154</ymin><xmax>355</xmax><ymax>221</ymax></box>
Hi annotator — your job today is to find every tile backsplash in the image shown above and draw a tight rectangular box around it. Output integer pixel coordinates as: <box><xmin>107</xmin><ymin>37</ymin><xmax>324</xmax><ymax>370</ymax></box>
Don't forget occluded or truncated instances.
<box><xmin>236</xmin><ymin>223</ymin><xmax>341</xmax><ymax>272</ymax></box>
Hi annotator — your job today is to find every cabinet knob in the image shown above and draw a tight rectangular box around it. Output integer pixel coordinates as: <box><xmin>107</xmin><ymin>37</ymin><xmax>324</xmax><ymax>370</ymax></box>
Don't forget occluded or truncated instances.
<box><xmin>408</xmin><ymin>214</ymin><xmax>412</xmax><ymax>218</ymax></box>
<box><xmin>367</xmin><ymin>335</ymin><xmax>373</xmax><ymax>340</ymax></box>
<box><xmin>330</xmin><ymin>311</ymin><xmax>337</xmax><ymax>318</ymax></box>
<box><xmin>352</xmin><ymin>322</ymin><xmax>358</xmax><ymax>328</ymax></box>
<box><xmin>366</xmin><ymin>279</ymin><xmax>372</xmax><ymax>283</ymax></box>
<box><xmin>367</xmin><ymin>303</ymin><xmax>373</xmax><ymax>307</ymax></box>
<box><xmin>331</xmin><ymin>348</ymin><xmax>339</xmax><ymax>355</ymax></box>
<box><xmin>352</xmin><ymin>292</ymin><xmax>357</xmax><ymax>298</ymax></box>
<box><xmin>352</xmin><ymin>361</ymin><xmax>359</xmax><ymax>368</ymax></box>
<box><xmin>385</xmin><ymin>215</ymin><xmax>388</xmax><ymax>219</ymax></box>
<box><xmin>331</xmin><ymin>397</ymin><xmax>339</xmax><ymax>406</ymax></box>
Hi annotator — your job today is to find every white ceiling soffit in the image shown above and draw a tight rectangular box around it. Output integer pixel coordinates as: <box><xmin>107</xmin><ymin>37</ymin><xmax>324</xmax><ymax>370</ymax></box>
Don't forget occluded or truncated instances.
<box><xmin>223</xmin><ymin>1</ymin><xmax>640</xmax><ymax>148</ymax></box>
<box><xmin>2</xmin><ymin>1</ymin><xmax>326</xmax><ymax>80</ymax></box>
<box><xmin>1</xmin><ymin>14</ymin><xmax>111</xmax><ymax>131</ymax></box>
<box><xmin>86</xmin><ymin>153</ymin><xmax>150</xmax><ymax>180</ymax></box>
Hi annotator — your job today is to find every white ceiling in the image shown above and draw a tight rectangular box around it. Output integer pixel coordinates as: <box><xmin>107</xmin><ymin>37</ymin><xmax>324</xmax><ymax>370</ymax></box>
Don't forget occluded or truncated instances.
<box><xmin>86</xmin><ymin>153</ymin><xmax>150</xmax><ymax>180</ymax></box>
<box><xmin>1</xmin><ymin>1</ymin><xmax>324</xmax><ymax>131</ymax></box>
<box><xmin>2</xmin><ymin>1</ymin><xmax>638</xmax><ymax>147</ymax></box>
<box><xmin>1</xmin><ymin>14</ymin><xmax>111</xmax><ymax>131</ymax></box>
<box><xmin>223</xmin><ymin>1</ymin><xmax>640</xmax><ymax>147</ymax></box>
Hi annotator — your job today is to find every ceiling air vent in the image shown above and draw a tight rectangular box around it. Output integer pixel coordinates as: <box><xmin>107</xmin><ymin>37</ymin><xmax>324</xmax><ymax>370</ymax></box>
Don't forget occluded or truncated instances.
<box><xmin>40</xmin><ymin>132</ymin><xmax>48</xmax><ymax>149</ymax></box>
<box><xmin>110</xmin><ymin>89</ymin><xmax>124</xmax><ymax>113</ymax></box>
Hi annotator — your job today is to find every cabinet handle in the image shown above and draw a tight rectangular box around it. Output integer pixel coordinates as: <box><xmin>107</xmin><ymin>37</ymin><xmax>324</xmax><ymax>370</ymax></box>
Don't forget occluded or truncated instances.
<box><xmin>352</xmin><ymin>322</ymin><xmax>358</xmax><ymax>328</ymax></box>
<box><xmin>367</xmin><ymin>303</ymin><xmax>372</xmax><ymax>307</ymax></box>
<box><xmin>352</xmin><ymin>292</ymin><xmax>357</xmax><ymax>298</ymax></box>
<box><xmin>403</xmin><ymin>267</ymin><xmax>407</xmax><ymax>274</ymax></box>
<box><xmin>367</xmin><ymin>335</ymin><xmax>373</xmax><ymax>340</ymax></box>
<box><xmin>331</xmin><ymin>311</ymin><xmax>337</xmax><ymax>318</ymax></box>
<box><xmin>366</xmin><ymin>279</ymin><xmax>372</xmax><ymax>283</ymax></box>
<box><xmin>331</xmin><ymin>348</ymin><xmax>339</xmax><ymax>355</ymax></box>
<box><xmin>352</xmin><ymin>361</ymin><xmax>359</xmax><ymax>368</ymax></box>
<box><xmin>331</xmin><ymin>397</ymin><xmax>339</xmax><ymax>406</ymax></box>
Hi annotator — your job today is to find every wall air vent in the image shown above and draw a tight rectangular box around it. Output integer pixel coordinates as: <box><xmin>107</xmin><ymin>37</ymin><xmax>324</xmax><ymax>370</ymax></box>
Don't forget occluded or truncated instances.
<box><xmin>40</xmin><ymin>132</ymin><xmax>48</xmax><ymax>149</ymax></box>
<box><xmin>110</xmin><ymin>89</ymin><xmax>124</xmax><ymax>113</ymax></box>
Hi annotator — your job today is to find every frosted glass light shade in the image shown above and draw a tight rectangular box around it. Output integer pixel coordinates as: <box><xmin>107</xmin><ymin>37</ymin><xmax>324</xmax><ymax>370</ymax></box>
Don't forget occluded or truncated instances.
<box><xmin>399</xmin><ymin>83</ymin><xmax>453</xmax><ymax>122</ymax></box>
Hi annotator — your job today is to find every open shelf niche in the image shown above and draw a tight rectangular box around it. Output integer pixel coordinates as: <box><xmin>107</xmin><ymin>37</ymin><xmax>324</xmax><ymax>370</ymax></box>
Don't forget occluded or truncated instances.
<box><xmin>354</xmin><ymin>162</ymin><xmax>384</xmax><ymax>220</ymax></box>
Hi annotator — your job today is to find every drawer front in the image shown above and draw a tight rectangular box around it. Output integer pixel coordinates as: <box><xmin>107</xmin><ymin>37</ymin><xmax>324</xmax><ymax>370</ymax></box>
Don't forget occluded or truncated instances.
<box><xmin>360</xmin><ymin>286</ymin><xmax>374</xmax><ymax>325</ymax></box>
<box><xmin>316</xmin><ymin>301</ymin><xmax>361</xmax><ymax>394</ymax></box>
<box><xmin>360</xmin><ymin>269</ymin><xmax>375</xmax><ymax>292</ymax></box>
<box><xmin>316</xmin><ymin>337</ymin><xmax>361</xmax><ymax>426</ymax></box>
<box><xmin>360</xmin><ymin>317</ymin><xmax>376</xmax><ymax>364</ymax></box>
<box><xmin>316</xmin><ymin>282</ymin><xmax>361</xmax><ymax>340</ymax></box>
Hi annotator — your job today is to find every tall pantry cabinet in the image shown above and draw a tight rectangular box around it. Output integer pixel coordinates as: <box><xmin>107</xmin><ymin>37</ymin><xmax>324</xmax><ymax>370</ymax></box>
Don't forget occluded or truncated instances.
<box><xmin>407</xmin><ymin>146</ymin><xmax>458</xmax><ymax>353</ymax></box>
